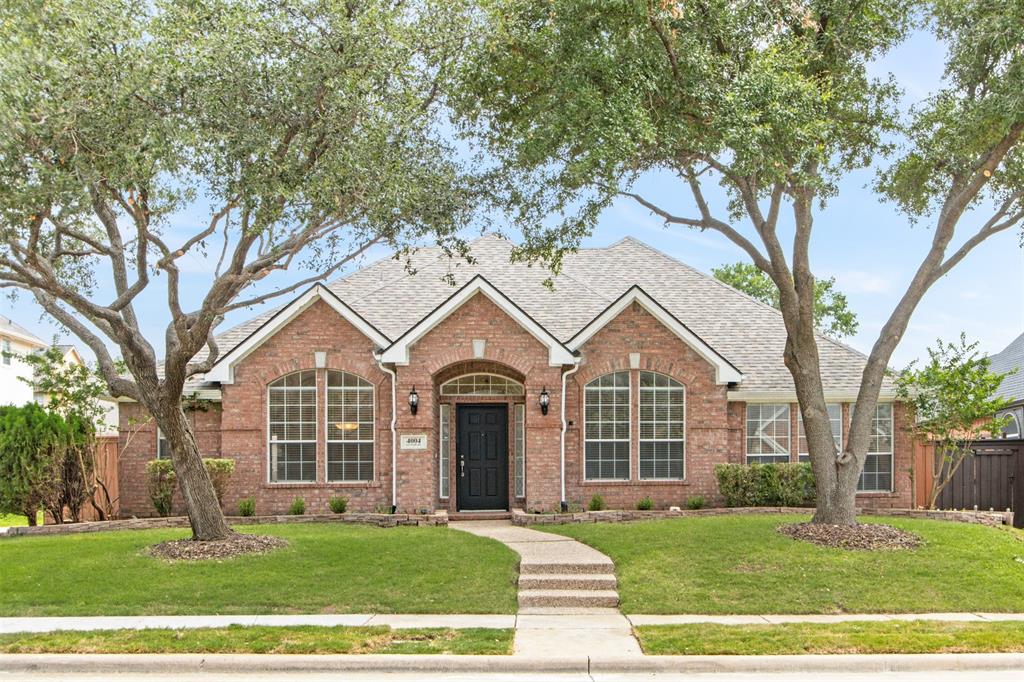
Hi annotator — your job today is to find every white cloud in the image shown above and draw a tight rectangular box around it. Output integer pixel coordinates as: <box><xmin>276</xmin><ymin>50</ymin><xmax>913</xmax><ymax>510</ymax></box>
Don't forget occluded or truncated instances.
<box><xmin>826</xmin><ymin>269</ymin><xmax>892</xmax><ymax>295</ymax></box>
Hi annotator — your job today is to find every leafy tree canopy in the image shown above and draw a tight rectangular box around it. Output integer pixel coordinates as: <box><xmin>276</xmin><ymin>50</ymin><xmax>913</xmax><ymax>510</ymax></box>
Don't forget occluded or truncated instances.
<box><xmin>712</xmin><ymin>262</ymin><xmax>858</xmax><ymax>339</ymax></box>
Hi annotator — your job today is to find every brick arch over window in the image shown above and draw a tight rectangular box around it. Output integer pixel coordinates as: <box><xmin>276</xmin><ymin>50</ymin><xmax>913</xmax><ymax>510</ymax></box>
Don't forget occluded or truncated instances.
<box><xmin>424</xmin><ymin>350</ymin><xmax>536</xmax><ymax>379</ymax></box>
<box><xmin>432</xmin><ymin>359</ymin><xmax>527</xmax><ymax>387</ymax></box>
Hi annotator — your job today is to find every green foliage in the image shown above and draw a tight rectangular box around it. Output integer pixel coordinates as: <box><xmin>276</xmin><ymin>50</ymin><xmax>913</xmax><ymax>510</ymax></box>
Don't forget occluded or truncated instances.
<box><xmin>686</xmin><ymin>495</ymin><xmax>706</xmax><ymax>510</ymax></box>
<box><xmin>201</xmin><ymin>459</ymin><xmax>235</xmax><ymax>508</ymax></box>
<box><xmin>636</xmin><ymin>496</ymin><xmax>654</xmax><ymax>511</ymax></box>
<box><xmin>715</xmin><ymin>463</ymin><xmax>815</xmax><ymax>508</ymax></box>
<box><xmin>895</xmin><ymin>334</ymin><xmax>1015</xmax><ymax>507</ymax></box>
<box><xmin>237</xmin><ymin>497</ymin><xmax>256</xmax><ymax>517</ymax></box>
<box><xmin>19</xmin><ymin>347</ymin><xmax>108</xmax><ymax>428</ymax></box>
<box><xmin>712</xmin><ymin>263</ymin><xmax>858</xmax><ymax>339</ymax></box>
<box><xmin>0</xmin><ymin>403</ymin><xmax>93</xmax><ymax>524</ymax></box>
<box><xmin>288</xmin><ymin>497</ymin><xmax>306</xmax><ymax>516</ymax></box>
<box><xmin>145</xmin><ymin>461</ymin><xmax>177</xmax><ymax>517</ymax></box>
<box><xmin>328</xmin><ymin>496</ymin><xmax>348</xmax><ymax>514</ymax></box>
<box><xmin>588</xmin><ymin>494</ymin><xmax>606</xmax><ymax>512</ymax></box>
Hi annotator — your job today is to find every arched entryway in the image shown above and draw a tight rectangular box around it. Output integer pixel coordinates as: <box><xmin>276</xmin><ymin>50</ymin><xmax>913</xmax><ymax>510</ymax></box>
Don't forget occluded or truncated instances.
<box><xmin>433</xmin><ymin>361</ymin><xmax>527</xmax><ymax>512</ymax></box>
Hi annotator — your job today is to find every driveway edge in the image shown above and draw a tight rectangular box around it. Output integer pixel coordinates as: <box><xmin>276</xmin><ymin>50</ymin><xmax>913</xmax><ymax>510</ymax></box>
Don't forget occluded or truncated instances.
<box><xmin>3</xmin><ymin>652</ymin><xmax>1024</xmax><ymax>675</ymax></box>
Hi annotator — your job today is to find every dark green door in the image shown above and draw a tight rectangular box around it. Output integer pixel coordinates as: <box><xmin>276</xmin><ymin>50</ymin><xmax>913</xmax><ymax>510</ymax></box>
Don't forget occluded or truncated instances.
<box><xmin>457</xmin><ymin>405</ymin><xmax>509</xmax><ymax>511</ymax></box>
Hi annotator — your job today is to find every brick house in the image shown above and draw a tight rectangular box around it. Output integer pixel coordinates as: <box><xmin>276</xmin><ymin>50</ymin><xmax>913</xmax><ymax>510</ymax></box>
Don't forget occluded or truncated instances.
<box><xmin>118</xmin><ymin>235</ymin><xmax>911</xmax><ymax>516</ymax></box>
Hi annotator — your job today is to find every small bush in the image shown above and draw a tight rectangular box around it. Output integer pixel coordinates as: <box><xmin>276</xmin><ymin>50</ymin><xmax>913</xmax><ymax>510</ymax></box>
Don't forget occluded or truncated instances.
<box><xmin>715</xmin><ymin>463</ymin><xmax>815</xmax><ymax>507</ymax></box>
<box><xmin>288</xmin><ymin>497</ymin><xmax>306</xmax><ymax>515</ymax></box>
<box><xmin>566</xmin><ymin>501</ymin><xmax>584</xmax><ymax>513</ymax></box>
<box><xmin>237</xmin><ymin>497</ymin><xmax>255</xmax><ymax>517</ymax></box>
<box><xmin>145</xmin><ymin>460</ymin><xmax>177</xmax><ymax>517</ymax></box>
<box><xmin>328</xmin><ymin>496</ymin><xmax>348</xmax><ymax>514</ymax></box>
<box><xmin>686</xmin><ymin>495</ymin><xmax>705</xmax><ymax>510</ymax></box>
<box><xmin>636</xmin><ymin>496</ymin><xmax>654</xmax><ymax>511</ymax></box>
<box><xmin>588</xmin><ymin>494</ymin><xmax>606</xmax><ymax>512</ymax></box>
<box><xmin>373</xmin><ymin>503</ymin><xmax>393</xmax><ymax>514</ymax></box>
<box><xmin>202</xmin><ymin>458</ymin><xmax>235</xmax><ymax>508</ymax></box>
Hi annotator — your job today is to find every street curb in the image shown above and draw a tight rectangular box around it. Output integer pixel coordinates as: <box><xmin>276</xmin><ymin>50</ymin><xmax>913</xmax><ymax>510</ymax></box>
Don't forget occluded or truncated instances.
<box><xmin>3</xmin><ymin>652</ymin><xmax>1024</xmax><ymax>675</ymax></box>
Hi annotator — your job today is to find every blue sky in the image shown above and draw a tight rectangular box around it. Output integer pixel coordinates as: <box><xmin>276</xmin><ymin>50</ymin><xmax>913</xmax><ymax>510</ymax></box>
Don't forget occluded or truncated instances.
<box><xmin>4</xmin><ymin>27</ymin><xmax>1022</xmax><ymax>371</ymax></box>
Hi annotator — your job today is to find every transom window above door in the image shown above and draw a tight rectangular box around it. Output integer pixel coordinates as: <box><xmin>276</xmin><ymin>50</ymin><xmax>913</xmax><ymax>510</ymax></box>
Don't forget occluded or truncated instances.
<box><xmin>440</xmin><ymin>373</ymin><xmax>525</xmax><ymax>396</ymax></box>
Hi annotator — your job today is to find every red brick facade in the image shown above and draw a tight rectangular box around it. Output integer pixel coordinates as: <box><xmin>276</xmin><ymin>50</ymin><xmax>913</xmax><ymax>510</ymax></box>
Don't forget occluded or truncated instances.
<box><xmin>118</xmin><ymin>292</ymin><xmax>914</xmax><ymax>516</ymax></box>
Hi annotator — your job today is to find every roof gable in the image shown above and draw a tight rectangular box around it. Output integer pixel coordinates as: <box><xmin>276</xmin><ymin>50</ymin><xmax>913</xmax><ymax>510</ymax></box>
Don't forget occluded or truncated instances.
<box><xmin>378</xmin><ymin>275</ymin><xmax>576</xmax><ymax>367</ymax></box>
<box><xmin>205</xmin><ymin>284</ymin><xmax>390</xmax><ymax>384</ymax></box>
<box><xmin>567</xmin><ymin>286</ymin><xmax>743</xmax><ymax>385</ymax></box>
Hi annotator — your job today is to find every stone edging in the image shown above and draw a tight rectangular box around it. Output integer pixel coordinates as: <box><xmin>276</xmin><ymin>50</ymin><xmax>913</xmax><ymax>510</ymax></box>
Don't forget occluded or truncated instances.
<box><xmin>0</xmin><ymin>511</ymin><xmax>448</xmax><ymax>538</ymax></box>
<box><xmin>511</xmin><ymin>507</ymin><xmax>1013</xmax><ymax>528</ymax></box>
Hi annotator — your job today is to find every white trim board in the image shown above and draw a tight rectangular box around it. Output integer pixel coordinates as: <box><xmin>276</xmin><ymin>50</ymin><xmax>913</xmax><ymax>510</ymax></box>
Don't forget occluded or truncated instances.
<box><xmin>206</xmin><ymin>285</ymin><xmax>390</xmax><ymax>384</ymax></box>
<box><xmin>567</xmin><ymin>286</ymin><xmax>743</xmax><ymax>385</ymax></box>
<box><xmin>379</xmin><ymin>275</ymin><xmax>577</xmax><ymax>367</ymax></box>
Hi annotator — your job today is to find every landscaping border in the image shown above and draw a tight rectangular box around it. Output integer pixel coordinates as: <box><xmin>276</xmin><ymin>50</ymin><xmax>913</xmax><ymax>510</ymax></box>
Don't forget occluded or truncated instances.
<box><xmin>511</xmin><ymin>507</ymin><xmax>1013</xmax><ymax>527</ymax></box>
<box><xmin>0</xmin><ymin>511</ymin><xmax>448</xmax><ymax>538</ymax></box>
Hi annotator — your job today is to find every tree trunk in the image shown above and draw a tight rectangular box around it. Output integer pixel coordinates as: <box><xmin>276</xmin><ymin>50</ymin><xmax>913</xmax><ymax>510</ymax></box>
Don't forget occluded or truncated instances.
<box><xmin>152</xmin><ymin>403</ymin><xmax>233</xmax><ymax>541</ymax></box>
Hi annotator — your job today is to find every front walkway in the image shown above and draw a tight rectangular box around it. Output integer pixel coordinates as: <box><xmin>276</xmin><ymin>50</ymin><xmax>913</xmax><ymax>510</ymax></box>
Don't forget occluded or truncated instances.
<box><xmin>450</xmin><ymin>520</ymin><xmax>642</xmax><ymax>657</ymax></box>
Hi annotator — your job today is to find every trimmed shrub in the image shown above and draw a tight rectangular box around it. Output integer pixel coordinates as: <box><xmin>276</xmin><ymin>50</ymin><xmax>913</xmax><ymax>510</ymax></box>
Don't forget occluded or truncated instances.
<box><xmin>715</xmin><ymin>463</ymin><xmax>815</xmax><ymax>507</ymax></box>
<box><xmin>238</xmin><ymin>497</ymin><xmax>256</xmax><ymax>517</ymax></box>
<box><xmin>145</xmin><ymin>460</ymin><xmax>177</xmax><ymax>517</ymax></box>
<box><xmin>636</xmin><ymin>496</ymin><xmax>654</xmax><ymax>511</ymax></box>
<box><xmin>202</xmin><ymin>458</ymin><xmax>235</xmax><ymax>508</ymax></box>
<box><xmin>289</xmin><ymin>496</ymin><xmax>306</xmax><ymax>515</ymax></box>
<box><xmin>588</xmin><ymin>494</ymin><xmax>605</xmax><ymax>512</ymax></box>
<box><xmin>686</xmin><ymin>495</ymin><xmax>705</xmax><ymax>510</ymax></box>
<box><xmin>328</xmin><ymin>496</ymin><xmax>348</xmax><ymax>514</ymax></box>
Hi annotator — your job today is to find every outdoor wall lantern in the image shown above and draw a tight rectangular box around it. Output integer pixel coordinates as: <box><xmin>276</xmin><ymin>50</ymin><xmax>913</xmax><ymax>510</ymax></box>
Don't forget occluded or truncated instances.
<box><xmin>408</xmin><ymin>387</ymin><xmax>419</xmax><ymax>415</ymax></box>
<box><xmin>539</xmin><ymin>387</ymin><xmax>550</xmax><ymax>416</ymax></box>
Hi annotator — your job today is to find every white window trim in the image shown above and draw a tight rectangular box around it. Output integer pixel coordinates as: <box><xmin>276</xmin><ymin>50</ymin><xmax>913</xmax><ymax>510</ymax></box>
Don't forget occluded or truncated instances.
<box><xmin>745</xmin><ymin>403</ymin><xmax>792</xmax><ymax>463</ymax></box>
<box><xmin>439</xmin><ymin>404</ymin><xmax>451</xmax><ymax>499</ymax></box>
<box><xmin>856</xmin><ymin>402</ymin><xmax>895</xmax><ymax>493</ymax></box>
<box><xmin>156</xmin><ymin>427</ymin><xmax>170</xmax><ymax>460</ymax></box>
<box><xmin>999</xmin><ymin>412</ymin><xmax>1020</xmax><ymax>439</ymax></box>
<box><xmin>583</xmin><ymin>372</ymin><xmax>632</xmax><ymax>482</ymax></box>
<box><xmin>638</xmin><ymin>371</ymin><xmax>686</xmax><ymax>481</ymax></box>
<box><xmin>266</xmin><ymin>372</ymin><xmax>318</xmax><ymax>484</ymax></box>
<box><xmin>324</xmin><ymin>371</ymin><xmax>375</xmax><ymax>483</ymax></box>
<box><xmin>513</xmin><ymin>403</ymin><xmax>526</xmax><ymax>497</ymax></box>
<box><xmin>440</xmin><ymin>372</ymin><xmax>525</xmax><ymax>397</ymax></box>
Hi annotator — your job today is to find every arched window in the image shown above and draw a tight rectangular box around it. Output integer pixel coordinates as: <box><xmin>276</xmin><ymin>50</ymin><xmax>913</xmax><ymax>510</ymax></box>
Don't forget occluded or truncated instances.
<box><xmin>326</xmin><ymin>371</ymin><xmax>375</xmax><ymax>482</ymax></box>
<box><xmin>639</xmin><ymin>371</ymin><xmax>685</xmax><ymax>480</ymax></box>
<box><xmin>584</xmin><ymin>371</ymin><xmax>630</xmax><ymax>480</ymax></box>
<box><xmin>1001</xmin><ymin>412</ymin><xmax>1021</xmax><ymax>439</ymax></box>
<box><xmin>268</xmin><ymin>370</ymin><xmax>317</xmax><ymax>483</ymax></box>
<box><xmin>440</xmin><ymin>373</ymin><xmax>524</xmax><ymax>396</ymax></box>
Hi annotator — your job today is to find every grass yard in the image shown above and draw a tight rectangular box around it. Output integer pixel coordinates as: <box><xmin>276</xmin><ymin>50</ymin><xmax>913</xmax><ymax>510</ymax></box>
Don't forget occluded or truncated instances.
<box><xmin>0</xmin><ymin>524</ymin><xmax>519</xmax><ymax>616</ymax></box>
<box><xmin>545</xmin><ymin>514</ymin><xmax>1024</xmax><ymax>614</ymax></box>
<box><xmin>0</xmin><ymin>626</ymin><xmax>513</xmax><ymax>655</ymax></box>
<box><xmin>0</xmin><ymin>513</ymin><xmax>42</xmax><ymax>527</ymax></box>
<box><xmin>636</xmin><ymin>620</ymin><xmax>1024</xmax><ymax>655</ymax></box>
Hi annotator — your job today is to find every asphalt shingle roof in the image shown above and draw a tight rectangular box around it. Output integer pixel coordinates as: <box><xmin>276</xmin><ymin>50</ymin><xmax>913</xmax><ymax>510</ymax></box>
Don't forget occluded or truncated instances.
<box><xmin>989</xmin><ymin>332</ymin><xmax>1024</xmax><ymax>405</ymax></box>
<box><xmin>200</xmin><ymin>234</ymin><xmax>886</xmax><ymax>396</ymax></box>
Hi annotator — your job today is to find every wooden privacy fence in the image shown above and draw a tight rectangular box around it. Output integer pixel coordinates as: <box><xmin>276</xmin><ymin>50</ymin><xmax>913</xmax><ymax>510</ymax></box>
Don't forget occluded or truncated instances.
<box><xmin>914</xmin><ymin>438</ymin><xmax>1023</xmax><ymax>528</ymax></box>
<box><xmin>75</xmin><ymin>436</ymin><xmax>119</xmax><ymax>522</ymax></box>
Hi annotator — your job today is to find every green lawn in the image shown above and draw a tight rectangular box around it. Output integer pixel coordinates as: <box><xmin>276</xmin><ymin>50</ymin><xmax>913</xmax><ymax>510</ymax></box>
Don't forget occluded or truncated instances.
<box><xmin>0</xmin><ymin>513</ymin><xmax>42</xmax><ymax>527</ymax></box>
<box><xmin>545</xmin><ymin>514</ymin><xmax>1024</xmax><ymax>614</ymax></box>
<box><xmin>0</xmin><ymin>626</ymin><xmax>513</xmax><ymax>655</ymax></box>
<box><xmin>0</xmin><ymin>524</ymin><xmax>519</xmax><ymax>616</ymax></box>
<box><xmin>636</xmin><ymin>621</ymin><xmax>1024</xmax><ymax>655</ymax></box>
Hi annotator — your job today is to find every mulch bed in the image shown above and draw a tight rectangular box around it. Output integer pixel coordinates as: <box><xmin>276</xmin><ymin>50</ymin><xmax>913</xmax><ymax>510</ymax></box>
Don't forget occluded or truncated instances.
<box><xmin>148</xmin><ymin>533</ymin><xmax>288</xmax><ymax>561</ymax></box>
<box><xmin>778</xmin><ymin>522</ymin><xmax>921</xmax><ymax>551</ymax></box>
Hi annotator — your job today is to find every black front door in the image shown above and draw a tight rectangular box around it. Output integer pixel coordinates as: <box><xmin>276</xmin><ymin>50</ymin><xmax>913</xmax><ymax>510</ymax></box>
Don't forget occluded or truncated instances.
<box><xmin>457</xmin><ymin>405</ymin><xmax>509</xmax><ymax>511</ymax></box>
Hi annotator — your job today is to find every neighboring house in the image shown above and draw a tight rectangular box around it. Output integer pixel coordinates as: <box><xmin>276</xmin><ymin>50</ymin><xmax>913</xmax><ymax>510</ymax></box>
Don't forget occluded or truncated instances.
<box><xmin>989</xmin><ymin>332</ymin><xmax>1023</xmax><ymax>439</ymax></box>
<box><xmin>117</xmin><ymin>235</ymin><xmax>912</xmax><ymax>516</ymax></box>
<box><xmin>0</xmin><ymin>316</ymin><xmax>48</xmax><ymax>406</ymax></box>
<box><xmin>34</xmin><ymin>344</ymin><xmax>120</xmax><ymax>437</ymax></box>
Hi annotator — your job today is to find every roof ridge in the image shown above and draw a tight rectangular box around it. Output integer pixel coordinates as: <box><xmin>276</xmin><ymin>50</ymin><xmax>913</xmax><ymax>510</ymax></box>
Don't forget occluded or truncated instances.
<box><xmin>612</xmin><ymin>237</ymin><xmax>874</xmax><ymax>362</ymax></box>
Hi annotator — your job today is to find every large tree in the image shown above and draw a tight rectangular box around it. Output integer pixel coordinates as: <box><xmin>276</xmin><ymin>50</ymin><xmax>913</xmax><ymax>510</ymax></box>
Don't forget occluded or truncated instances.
<box><xmin>712</xmin><ymin>262</ymin><xmax>858</xmax><ymax>339</ymax></box>
<box><xmin>0</xmin><ymin>0</ymin><xmax>474</xmax><ymax>539</ymax></box>
<box><xmin>456</xmin><ymin>0</ymin><xmax>1024</xmax><ymax>524</ymax></box>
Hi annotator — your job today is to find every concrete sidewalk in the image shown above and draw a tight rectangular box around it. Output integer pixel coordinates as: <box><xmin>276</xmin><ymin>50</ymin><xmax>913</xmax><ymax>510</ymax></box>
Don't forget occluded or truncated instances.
<box><xmin>4</xmin><ymin>611</ymin><xmax>1024</xmax><ymax>635</ymax></box>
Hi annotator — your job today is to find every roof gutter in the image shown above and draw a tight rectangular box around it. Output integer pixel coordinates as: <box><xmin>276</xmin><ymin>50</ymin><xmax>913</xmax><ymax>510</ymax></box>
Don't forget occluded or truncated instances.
<box><xmin>375</xmin><ymin>353</ymin><xmax>398</xmax><ymax>513</ymax></box>
<box><xmin>559</xmin><ymin>361</ymin><xmax>580</xmax><ymax>512</ymax></box>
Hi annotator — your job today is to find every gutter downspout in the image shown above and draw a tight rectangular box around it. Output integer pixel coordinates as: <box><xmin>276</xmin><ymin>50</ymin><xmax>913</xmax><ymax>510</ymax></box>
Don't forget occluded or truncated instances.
<box><xmin>375</xmin><ymin>353</ymin><xmax>398</xmax><ymax>514</ymax></box>
<box><xmin>560</xmin><ymin>361</ymin><xmax>580</xmax><ymax>512</ymax></box>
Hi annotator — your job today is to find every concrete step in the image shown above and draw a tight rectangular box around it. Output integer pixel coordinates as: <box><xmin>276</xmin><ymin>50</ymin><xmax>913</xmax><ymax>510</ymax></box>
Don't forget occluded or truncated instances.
<box><xmin>517</xmin><ymin>606</ymin><xmax>623</xmax><ymax>615</ymax></box>
<box><xmin>517</xmin><ymin>589</ymin><xmax>620</xmax><ymax>609</ymax></box>
<box><xmin>518</xmin><ymin>573</ymin><xmax>617</xmax><ymax>591</ymax></box>
<box><xmin>519</xmin><ymin>561</ymin><xmax>614</xmax><ymax>575</ymax></box>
